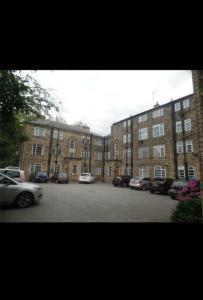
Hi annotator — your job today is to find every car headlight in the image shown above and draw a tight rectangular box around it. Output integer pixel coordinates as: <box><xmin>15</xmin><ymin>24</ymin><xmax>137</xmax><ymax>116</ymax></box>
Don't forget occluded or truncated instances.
<box><xmin>34</xmin><ymin>186</ymin><xmax>42</xmax><ymax>190</ymax></box>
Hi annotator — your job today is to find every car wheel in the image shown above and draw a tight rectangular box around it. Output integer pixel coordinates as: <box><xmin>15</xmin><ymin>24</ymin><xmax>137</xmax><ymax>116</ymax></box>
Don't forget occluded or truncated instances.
<box><xmin>150</xmin><ymin>190</ymin><xmax>154</xmax><ymax>194</ymax></box>
<box><xmin>15</xmin><ymin>192</ymin><xmax>34</xmax><ymax>208</ymax></box>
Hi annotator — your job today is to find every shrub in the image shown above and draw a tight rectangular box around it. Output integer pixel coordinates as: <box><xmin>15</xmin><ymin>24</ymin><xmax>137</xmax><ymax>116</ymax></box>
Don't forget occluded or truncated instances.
<box><xmin>171</xmin><ymin>198</ymin><xmax>203</xmax><ymax>223</ymax></box>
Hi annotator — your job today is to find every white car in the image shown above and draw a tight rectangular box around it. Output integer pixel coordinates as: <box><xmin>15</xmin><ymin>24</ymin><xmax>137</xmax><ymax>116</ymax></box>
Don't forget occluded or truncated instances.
<box><xmin>79</xmin><ymin>173</ymin><xmax>95</xmax><ymax>184</ymax></box>
<box><xmin>0</xmin><ymin>173</ymin><xmax>42</xmax><ymax>208</ymax></box>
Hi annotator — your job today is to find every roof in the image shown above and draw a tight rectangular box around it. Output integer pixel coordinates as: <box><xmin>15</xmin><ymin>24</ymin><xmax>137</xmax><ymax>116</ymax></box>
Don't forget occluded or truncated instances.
<box><xmin>27</xmin><ymin>119</ymin><xmax>104</xmax><ymax>137</ymax></box>
<box><xmin>112</xmin><ymin>93</ymin><xmax>194</xmax><ymax>126</ymax></box>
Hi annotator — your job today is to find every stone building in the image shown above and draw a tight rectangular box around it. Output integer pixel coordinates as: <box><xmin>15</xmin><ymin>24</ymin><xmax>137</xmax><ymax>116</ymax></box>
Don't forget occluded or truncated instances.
<box><xmin>20</xmin><ymin>119</ymin><xmax>104</xmax><ymax>181</ymax></box>
<box><xmin>20</xmin><ymin>70</ymin><xmax>203</xmax><ymax>185</ymax></box>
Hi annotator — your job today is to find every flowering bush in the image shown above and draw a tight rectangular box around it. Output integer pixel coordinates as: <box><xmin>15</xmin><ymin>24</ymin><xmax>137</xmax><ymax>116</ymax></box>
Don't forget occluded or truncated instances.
<box><xmin>176</xmin><ymin>180</ymin><xmax>203</xmax><ymax>201</ymax></box>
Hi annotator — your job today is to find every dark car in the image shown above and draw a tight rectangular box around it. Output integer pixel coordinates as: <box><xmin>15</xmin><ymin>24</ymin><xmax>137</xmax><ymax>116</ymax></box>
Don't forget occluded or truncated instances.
<box><xmin>168</xmin><ymin>180</ymin><xmax>187</xmax><ymax>199</ymax></box>
<box><xmin>29</xmin><ymin>172</ymin><xmax>49</xmax><ymax>183</ymax></box>
<box><xmin>112</xmin><ymin>175</ymin><xmax>132</xmax><ymax>187</ymax></box>
<box><xmin>50</xmin><ymin>172</ymin><xmax>69</xmax><ymax>183</ymax></box>
<box><xmin>129</xmin><ymin>177</ymin><xmax>151</xmax><ymax>191</ymax></box>
<box><xmin>149</xmin><ymin>178</ymin><xmax>174</xmax><ymax>194</ymax></box>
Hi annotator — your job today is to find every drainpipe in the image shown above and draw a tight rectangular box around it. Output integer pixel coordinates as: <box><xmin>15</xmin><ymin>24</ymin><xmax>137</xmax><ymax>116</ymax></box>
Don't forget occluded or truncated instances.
<box><xmin>180</xmin><ymin>102</ymin><xmax>188</xmax><ymax>180</ymax></box>
<box><xmin>102</xmin><ymin>137</ymin><xmax>106</xmax><ymax>182</ymax></box>
<box><xmin>171</xmin><ymin>102</ymin><xmax>178</xmax><ymax>180</ymax></box>
<box><xmin>47</xmin><ymin>125</ymin><xmax>54</xmax><ymax>177</ymax></box>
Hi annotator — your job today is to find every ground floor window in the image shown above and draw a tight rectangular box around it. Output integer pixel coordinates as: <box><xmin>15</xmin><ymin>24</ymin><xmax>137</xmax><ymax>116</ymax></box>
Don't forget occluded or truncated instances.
<box><xmin>50</xmin><ymin>164</ymin><xmax>61</xmax><ymax>174</ymax></box>
<box><xmin>123</xmin><ymin>165</ymin><xmax>131</xmax><ymax>175</ymax></box>
<box><xmin>188</xmin><ymin>166</ymin><xmax>195</xmax><ymax>179</ymax></box>
<box><xmin>81</xmin><ymin>165</ymin><xmax>89</xmax><ymax>173</ymax></box>
<box><xmin>154</xmin><ymin>166</ymin><xmax>166</xmax><ymax>179</ymax></box>
<box><xmin>108</xmin><ymin>167</ymin><xmax>112</xmax><ymax>177</ymax></box>
<box><xmin>178</xmin><ymin>166</ymin><xmax>185</xmax><ymax>179</ymax></box>
<box><xmin>72</xmin><ymin>164</ymin><xmax>78</xmax><ymax>175</ymax></box>
<box><xmin>29</xmin><ymin>164</ymin><xmax>42</xmax><ymax>174</ymax></box>
<box><xmin>139</xmin><ymin>166</ymin><xmax>149</xmax><ymax>178</ymax></box>
<box><xmin>95</xmin><ymin>167</ymin><xmax>102</xmax><ymax>175</ymax></box>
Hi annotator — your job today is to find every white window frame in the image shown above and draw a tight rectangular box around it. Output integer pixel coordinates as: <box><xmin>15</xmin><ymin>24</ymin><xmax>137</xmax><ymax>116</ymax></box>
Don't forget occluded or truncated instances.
<box><xmin>154</xmin><ymin>166</ymin><xmax>166</xmax><ymax>179</ymax></box>
<box><xmin>184</xmin><ymin>119</ymin><xmax>191</xmax><ymax>132</ymax></box>
<box><xmin>152</xmin><ymin>108</ymin><xmax>164</xmax><ymax>118</ymax></box>
<box><xmin>114</xmin><ymin>142</ymin><xmax>119</xmax><ymax>159</ymax></box>
<box><xmin>53</xmin><ymin>130</ymin><xmax>63</xmax><ymax>140</ymax></box>
<box><xmin>175</xmin><ymin>102</ymin><xmax>181</xmax><ymax>112</ymax></box>
<box><xmin>178</xmin><ymin>166</ymin><xmax>185</xmax><ymax>179</ymax></box>
<box><xmin>108</xmin><ymin>166</ymin><xmax>112</xmax><ymax>177</ymax></box>
<box><xmin>153</xmin><ymin>123</ymin><xmax>164</xmax><ymax>138</ymax></box>
<box><xmin>153</xmin><ymin>145</ymin><xmax>165</xmax><ymax>158</ymax></box>
<box><xmin>123</xmin><ymin>135</ymin><xmax>127</xmax><ymax>144</ymax></box>
<box><xmin>139</xmin><ymin>166</ymin><xmax>149</xmax><ymax>178</ymax></box>
<box><xmin>52</xmin><ymin>147</ymin><xmax>62</xmax><ymax>155</ymax></box>
<box><xmin>29</xmin><ymin>163</ymin><xmax>42</xmax><ymax>174</ymax></box>
<box><xmin>127</xmin><ymin>133</ymin><xmax>131</xmax><ymax>143</ymax></box>
<box><xmin>95</xmin><ymin>167</ymin><xmax>102</xmax><ymax>176</ymax></box>
<box><xmin>127</xmin><ymin>148</ymin><xmax>131</xmax><ymax>158</ymax></box>
<box><xmin>176</xmin><ymin>121</ymin><xmax>182</xmax><ymax>133</ymax></box>
<box><xmin>176</xmin><ymin>141</ymin><xmax>184</xmax><ymax>153</ymax></box>
<box><xmin>185</xmin><ymin>140</ymin><xmax>193</xmax><ymax>153</ymax></box>
<box><xmin>139</xmin><ymin>147</ymin><xmax>149</xmax><ymax>159</ymax></box>
<box><xmin>138</xmin><ymin>113</ymin><xmax>147</xmax><ymax>123</ymax></box>
<box><xmin>188</xmin><ymin>166</ymin><xmax>195</xmax><ymax>179</ymax></box>
<box><xmin>69</xmin><ymin>139</ymin><xmax>76</xmax><ymax>149</ymax></box>
<box><xmin>126</xmin><ymin>165</ymin><xmax>131</xmax><ymax>176</ymax></box>
<box><xmin>32</xmin><ymin>144</ymin><xmax>44</xmax><ymax>155</ymax></box>
<box><xmin>183</xmin><ymin>98</ymin><xmax>190</xmax><ymax>109</ymax></box>
<box><xmin>34</xmin><ymin>127</ymin><xmax>46</xmax><ymax>137</ymax></box>
<box><xmin>72</xmin><ymin>164</ymin><xmax>77</xmax><ymax>175</ymax></box>
<box><xmin>139</xmin><ymin>127</ymin><xmax>148</xmax><ymax>140</ymax></box>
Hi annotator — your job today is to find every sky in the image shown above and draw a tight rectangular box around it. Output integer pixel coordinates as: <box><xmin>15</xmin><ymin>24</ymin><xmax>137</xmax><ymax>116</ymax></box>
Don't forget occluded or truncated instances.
<box><xmin>24</xmin><ymin>70</ymin><xmax>193</xmax><ymax>136</ymax></box>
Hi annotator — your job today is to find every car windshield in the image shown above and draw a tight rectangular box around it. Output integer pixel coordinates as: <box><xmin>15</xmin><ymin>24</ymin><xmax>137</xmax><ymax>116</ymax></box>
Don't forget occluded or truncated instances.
<box><xmin>59</xmin><ymin>173</ymin><xmax>67</xmax><ymax>177</ymax></box>
<box><xmin>81</xmin><ymin>173</ymin><xmax>90</xmax><ymax>177</ymax></box>
<box><xmin>37</xmin><ymin>172</ymin><xmax>47</xmax><ymax>175</ymax></box>
<box><xmin>4</xmin><ymin>170</ymin><xmax>20</xmax><ymax>178</ymax></box>
<box><xmin>0</xmin><ymin>174</ymin><xmax>18</xmax><ymax>185</ymax></box>
<box><xmin>172</xmin><ymin>181</ymin><xmax>187</xmax><ymax>187</ymax></box>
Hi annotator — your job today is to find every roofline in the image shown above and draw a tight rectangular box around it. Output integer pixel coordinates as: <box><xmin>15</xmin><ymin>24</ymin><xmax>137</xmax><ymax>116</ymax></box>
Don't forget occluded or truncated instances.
<box><xmin>26</xmin><ymin>120</ymin><xmax>104</xmax><ymax>138</ymax></box>
<box><xmin>112</xmin><ymin>93</ymin><xmax>194</xmax><ymax>126</ymax></box>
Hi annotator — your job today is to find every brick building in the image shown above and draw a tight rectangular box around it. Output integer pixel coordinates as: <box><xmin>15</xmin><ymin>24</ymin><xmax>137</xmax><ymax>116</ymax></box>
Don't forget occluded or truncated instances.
<box><xmin>20</xmin><ymin>70</ymin><xmax>203</xmax><ymax>185</ymax></box>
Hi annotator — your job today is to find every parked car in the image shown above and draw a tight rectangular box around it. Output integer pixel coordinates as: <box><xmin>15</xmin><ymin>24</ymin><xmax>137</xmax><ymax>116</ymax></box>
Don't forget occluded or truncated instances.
<box><xmin>168</xmin><ymin>179</ymin><xmax>187</xmax><ymax>199</ymax></box>
<box><xmin>0</xmin><ymin>173</ymin><xmax>42</xmax><ymax>208</ymax></box>
<box><xmin>112</xmin><ymin>175</ymin><xmax>132</xmax><ymax>187</ymax></box>
<box><xmin>129</xmin><ymin>177</ymin><xmax>151</xmax><ymax>190</ymax></box>
<box><xmin>29</xmin><ymin>172</ymin><xmax>49</xmax><ymax>183</ymax></box>
<box><xmin>79</xmin><ymin>173</ymin><xmax>95</xmax><ymax>184</ymax></box>
<box><xmin>149</xmin><ymin>178</ymin><xmax>174</xmax><ymax>194</ymax></box>
<box><xmin>50</xmin><ymin>172</ymin><xmax>69</xmax><ymax>183</ymax></box>
<box><xmin>0</xmin><ymin>168</ymin><xmax>26</xmax><ymax>183</ymax></box>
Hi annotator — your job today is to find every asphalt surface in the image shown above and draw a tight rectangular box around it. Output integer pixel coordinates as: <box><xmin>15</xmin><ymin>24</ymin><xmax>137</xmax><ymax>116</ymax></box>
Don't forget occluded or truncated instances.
<box><xmin>0</xmin><ymin>183</ymin><xmax>178</xmax><ymax>222</ymax></box>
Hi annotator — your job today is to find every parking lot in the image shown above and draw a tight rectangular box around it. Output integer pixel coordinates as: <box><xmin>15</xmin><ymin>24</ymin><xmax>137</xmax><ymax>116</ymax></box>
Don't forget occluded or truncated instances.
<box><xmin>0</xmin><ymin>182</ymin><xmax>178</xmax><ymax>222</ymax></box>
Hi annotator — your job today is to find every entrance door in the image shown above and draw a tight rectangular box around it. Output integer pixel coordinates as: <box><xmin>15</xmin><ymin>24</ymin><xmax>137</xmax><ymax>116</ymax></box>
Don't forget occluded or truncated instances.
<box><xmin>114</xmin><ymin>167</ymin><xmax>120</xmax><ymax>176</ymax></box>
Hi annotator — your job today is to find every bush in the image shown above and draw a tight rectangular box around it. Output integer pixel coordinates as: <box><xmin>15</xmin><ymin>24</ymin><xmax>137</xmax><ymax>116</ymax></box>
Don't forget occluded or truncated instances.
<box><xmin>171</xmin><ymin>198</ymin><xmax>203</xmax><ymax>223</ymax></box>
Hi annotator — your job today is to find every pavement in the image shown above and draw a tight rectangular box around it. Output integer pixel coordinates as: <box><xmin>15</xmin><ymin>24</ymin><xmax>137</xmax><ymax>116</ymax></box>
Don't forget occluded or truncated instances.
<box><xmin>0</xmin><ymin>182</ymin><xmax>178</xmax><ymax>222</ymax></box>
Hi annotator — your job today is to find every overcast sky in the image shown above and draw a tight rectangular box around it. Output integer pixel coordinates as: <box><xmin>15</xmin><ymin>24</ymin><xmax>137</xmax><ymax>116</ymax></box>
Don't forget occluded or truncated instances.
<box><xmin>25</xmin><ymin>70</ymin><xmax>193</xmax><ymax>136</ymax></box>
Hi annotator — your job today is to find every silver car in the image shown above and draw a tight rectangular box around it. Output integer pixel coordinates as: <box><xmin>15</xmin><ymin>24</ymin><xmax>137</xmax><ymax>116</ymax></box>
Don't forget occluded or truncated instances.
<box><xmin>0</xmin><ymin>173</ymin><xmax>43</xmax><ymax>208</ymax></box>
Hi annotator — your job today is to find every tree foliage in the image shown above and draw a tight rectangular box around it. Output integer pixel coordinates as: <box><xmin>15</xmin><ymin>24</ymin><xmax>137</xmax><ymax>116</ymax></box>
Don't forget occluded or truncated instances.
<box><xmin>0</xmin><ymin>70</ymin><xmax>57</xmax><ymax>167</ymax></box>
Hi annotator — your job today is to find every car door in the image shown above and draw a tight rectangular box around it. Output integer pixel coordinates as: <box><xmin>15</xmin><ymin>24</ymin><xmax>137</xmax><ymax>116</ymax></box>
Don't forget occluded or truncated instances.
<box><xmin>0</xmin><ymin>175</ymin><xmax>17</xmax><ymax>204</ymax></box>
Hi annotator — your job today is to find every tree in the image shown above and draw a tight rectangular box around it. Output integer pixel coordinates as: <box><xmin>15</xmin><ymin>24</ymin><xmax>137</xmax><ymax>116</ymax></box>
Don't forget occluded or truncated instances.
<box><xmin>0</xmin><ymin>70</ymin><xmax>57</xmax><ymax>167</ymax></box>
<box><xmin>73</xmin><ymin>121</ymin><xmax>88</xmax><ymax>127</ymax></box>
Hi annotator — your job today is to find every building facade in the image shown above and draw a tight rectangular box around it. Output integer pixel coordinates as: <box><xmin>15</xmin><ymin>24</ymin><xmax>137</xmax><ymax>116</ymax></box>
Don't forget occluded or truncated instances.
<box><xmin>20</xmin><ymin>120</ymin><xmax>104</xmax><ymax>182</ymax></box>
<box><xmin>20</xmin><ymin>71</ymin><xmax>203</xmax><ymax>185</ymax></box>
